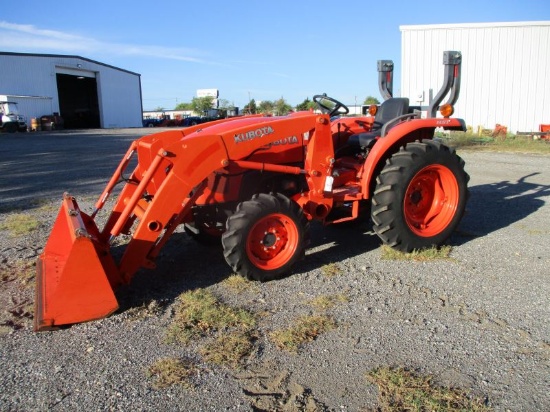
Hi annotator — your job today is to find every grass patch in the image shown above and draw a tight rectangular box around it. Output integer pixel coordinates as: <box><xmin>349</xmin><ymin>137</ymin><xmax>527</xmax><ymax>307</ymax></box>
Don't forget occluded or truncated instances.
<box><xmin>367</xmin><ymin>366</ymin><xmax>491</xmax><ymax>411</ymax></box>
<box><xmin>445</xmin><ymin>131</ymin><xmax>550</xmax><ymax>154</ymax></box>
<box><xmin>270</xmin><ymin>315</ymin><xmax>336</xmax><ymax>352</ymax></box>
<box><xmin>221</xmin><ymin>274</ymin><xmax>257</xmax><ymax>293</ymax></box>
<box><xmin>1</xmin><ymin>260</ymin><xmax>36</xmax><ymax>287</ymax></box>
<box><xmin>165</xmin><ymin>289</ymin><xmax>255</xmax><ymax>344</ymax></box>
<box><xmin>0</xmin><ymin>214</ymin><xmax>40</xmax><ymax>236</ymax></box>
<box><xmin>308</xmin><ymin>294</ymin><xmax>349</xmax><ymax>311</ymax></box>
<box><xmin>380</xmin><ymin>245</ymin><xmax>452</xmax><ymax>261</ymax></box>
<box><xmin>147</xmin><ymin>357</ymin><xmax>198</xmax><ymax>389</ymax></box>
<box><xmin>321</xmin><ymin>262</ymin><xmax>342</xmax><ymax>277</ymax></box>
<box><xmin>199</xmin><ymin>330</ymin><xmax>256</xmax><ymax>368</ymax></box>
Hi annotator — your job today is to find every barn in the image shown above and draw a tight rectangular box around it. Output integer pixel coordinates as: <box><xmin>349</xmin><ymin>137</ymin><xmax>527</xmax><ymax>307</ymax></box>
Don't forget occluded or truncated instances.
<box><xmin>0</xmin><ymin>51</ymin><xmax>143</xmax><ymax>129</ymax></box>
<box><xmin>400</xmin><ymin>21</ymin><xmax>550</xmax><ymax>134</ymax></box>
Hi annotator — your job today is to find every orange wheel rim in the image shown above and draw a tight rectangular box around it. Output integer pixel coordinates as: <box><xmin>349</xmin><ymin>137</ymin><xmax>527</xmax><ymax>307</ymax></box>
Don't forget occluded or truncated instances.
<box><xmin>404</xmin><ymin>165</ymin><xmax>459</xmax><ymax>237</ymax></box>
<box><xmin>246</xmin><ymin>213</ymin><xmax>298</xmax><ymax>270</ymax></box>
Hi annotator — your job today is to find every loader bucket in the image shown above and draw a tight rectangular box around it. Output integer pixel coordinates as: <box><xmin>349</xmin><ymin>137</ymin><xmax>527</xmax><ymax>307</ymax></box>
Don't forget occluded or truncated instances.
<box><xmin>34</xmin><ymin>194</ymin><xmax>121</xmax><ymax>331</ymax></box>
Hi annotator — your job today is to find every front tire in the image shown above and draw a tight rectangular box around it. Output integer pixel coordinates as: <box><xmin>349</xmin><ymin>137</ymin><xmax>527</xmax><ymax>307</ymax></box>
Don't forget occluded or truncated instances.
<box><xmin>5</xmin><ymin>123</ymin><xmax>17</xmax><ymax>133</ymax></box>
<box><xmin>371</xmin><ymin>140</ymin><xmax>469</xmax><ymax>252</ymax></box>
<box><xmin>222</xmin><ymin>193</ymin><xmax>309</xmax><ymax>281</ymax></box>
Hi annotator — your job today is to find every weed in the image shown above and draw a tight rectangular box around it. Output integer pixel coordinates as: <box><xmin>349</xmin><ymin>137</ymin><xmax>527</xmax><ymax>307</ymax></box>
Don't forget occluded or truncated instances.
<box><xmin>0</xmin><ymin>214</ymin><xmax>40</xmax><ymax>236</ymax></box>
<box><xmin>200</xmin><ymin>330</ymin><xmax>256</xmax><ymax>368</ymax></box>
<box><xmin>125</xmin><ymin>300</ymin><xmax>164</xmax><ymax>321</ymax></box>
<box><xmin>147</xmin><ymin>357</ymin><xmax>198</xmax><ymax>389</ymax></box>
<box><xmin>271</xmin><ymin>315</ymin><xmax>336</xmax><ymax>352</ymax></box>
<box><xmin>380</xmin><ymin>245</ymin><xmax>453</xmax><ymax>261</ymax></box>
<box><xmin>321</xmin><ymin>262</ymin><xmax>342</xmax><ymax>277</ymax></box>
<box><xmin>367</xmin><ymin>366</ymin><xmax>491</xmax><ymax>411</ymax></box>
<box><xmin>165</xmin><ymin>289</ymin><xmax>255</xmax><ymax>344</ymax></box>
<box><xmin>308</xmin><ymin>294</ymin><xmax>349</xmax><ymax>311</ymax></box>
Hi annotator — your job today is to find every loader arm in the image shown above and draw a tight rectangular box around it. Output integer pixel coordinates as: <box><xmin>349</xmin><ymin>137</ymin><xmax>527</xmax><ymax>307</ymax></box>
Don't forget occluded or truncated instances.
<box><xmin>36</xmin><ymin>112</ymin><xmax>336</xmax><ymax>330</ymax></box>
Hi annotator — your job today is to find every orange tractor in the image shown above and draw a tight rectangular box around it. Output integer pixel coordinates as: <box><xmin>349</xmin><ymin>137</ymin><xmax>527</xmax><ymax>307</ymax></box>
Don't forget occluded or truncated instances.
<box><xmin>35</xmin><ymin>51</ymin><xmax>469</xmax><ymax>331</ymax></box>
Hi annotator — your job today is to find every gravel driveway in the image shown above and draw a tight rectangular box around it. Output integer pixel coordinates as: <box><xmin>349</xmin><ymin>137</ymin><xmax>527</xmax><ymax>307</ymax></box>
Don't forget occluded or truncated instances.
<box><xmin>0</xmin><ymin>129</ymin><xmax>549</xmax><ymax>411</ymax></box>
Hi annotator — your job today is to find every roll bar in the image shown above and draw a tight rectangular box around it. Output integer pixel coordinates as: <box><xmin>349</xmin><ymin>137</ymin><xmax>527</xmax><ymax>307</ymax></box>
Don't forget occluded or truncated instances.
<box><xmin>376</xmin><ymin>51</ymin><xmax>462</xmax><ymax>117</ymax></box>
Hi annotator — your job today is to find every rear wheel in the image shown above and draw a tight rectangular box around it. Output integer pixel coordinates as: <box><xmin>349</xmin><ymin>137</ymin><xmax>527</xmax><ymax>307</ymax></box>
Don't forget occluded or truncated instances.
<box><xmin>371</xmin><ymin>139</ymin><xmax>469</xmax><ymax>252</ymax></box>
<box><xmin>222</xmin><ymin>193</ymin><xmax>309</xmax><ymax>281</ymax></box>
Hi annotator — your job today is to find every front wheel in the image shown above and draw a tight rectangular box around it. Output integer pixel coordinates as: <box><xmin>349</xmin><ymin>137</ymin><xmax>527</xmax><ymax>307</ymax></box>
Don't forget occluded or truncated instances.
<box><xmin>371</xmin><ymin>140</ymin><xmax>469</xmax><ymax>252</ymax></box>
<box><xmin>222</xmin><ymin>193</ymin><xmax>309</xmax><ymax>281</ymax></box>
<box><xmin>5</xmin><ymin>123</ymin><xmax>17</xmax><ymax>133</ymax></box>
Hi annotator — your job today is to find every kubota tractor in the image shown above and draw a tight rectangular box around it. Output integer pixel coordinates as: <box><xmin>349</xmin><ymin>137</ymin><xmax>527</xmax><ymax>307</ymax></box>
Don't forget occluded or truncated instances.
<box><xmin>35</xmin><ymin>51</ymin><xmax>469</xmax><ymax>331</ymax></box>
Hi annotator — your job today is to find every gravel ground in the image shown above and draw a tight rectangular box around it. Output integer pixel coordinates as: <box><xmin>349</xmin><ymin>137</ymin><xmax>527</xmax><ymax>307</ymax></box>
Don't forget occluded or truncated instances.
<box><xmin>0</xmin><ymin>129</ymin><xmax>549</xmax><ymax>411</ymax></box>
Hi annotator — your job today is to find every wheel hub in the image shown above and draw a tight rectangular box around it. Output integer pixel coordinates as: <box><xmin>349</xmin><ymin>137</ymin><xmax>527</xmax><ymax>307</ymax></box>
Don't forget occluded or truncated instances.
<box><xmin>247</xmin><ymin>213</ymin><xmax>298</xmax><ymax>269</ymax></box>
<box><xmin>404</xmin><ymin>165</ymin><xmax>459</xmax><ymax>237</ymax></box>
<box><xmin>261</xmin><ymin>232</ymin><xmax>277</xmax><ymax>248</ymax></box>
<box><xmin>409</xmin><ymin>190</ymin><xmax>423</xmax><ymax>205</ymax></box>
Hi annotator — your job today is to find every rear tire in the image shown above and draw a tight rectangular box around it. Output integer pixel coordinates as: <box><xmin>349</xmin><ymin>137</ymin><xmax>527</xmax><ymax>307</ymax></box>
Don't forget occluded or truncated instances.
<box><xmin>222</xmin><ymin>193</ymin><xmax>309</xmax><ymax>281</ymax></box>
<box><xmin>371</xmin><ymin>139</ymin><xmax>469</xmax><ymax>252</ymax></box>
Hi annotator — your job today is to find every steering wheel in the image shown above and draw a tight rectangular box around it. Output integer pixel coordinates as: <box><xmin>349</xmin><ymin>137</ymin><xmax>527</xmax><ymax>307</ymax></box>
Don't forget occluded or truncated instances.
<box><xmin>313</xmin><ymin>94</ymin><xmax>349</xmax><ymax>117</ymax></box>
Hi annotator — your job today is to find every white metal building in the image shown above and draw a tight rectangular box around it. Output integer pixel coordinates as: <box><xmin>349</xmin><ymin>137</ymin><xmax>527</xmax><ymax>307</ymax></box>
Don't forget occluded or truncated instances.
<box><xmin>0</xmin><ymin>52</ymin><xmax>143</xmax><ymax>128</ymax></box>
<box><xmin>400</xmin><ymin>21</ymin><xmax>550</xmax><ymax>133</ymax></box>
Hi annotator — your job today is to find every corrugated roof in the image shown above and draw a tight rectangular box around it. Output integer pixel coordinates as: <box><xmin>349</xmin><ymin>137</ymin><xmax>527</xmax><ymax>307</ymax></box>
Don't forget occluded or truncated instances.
<box><xmin>0</xmin><ymin>51</ymin><xmax>140</xmax><ymax>76</ymax></box>
<box><xmin>400</xmin><ymin>20</ymin><xmax>550</xmax><ymax>31</ymax></box>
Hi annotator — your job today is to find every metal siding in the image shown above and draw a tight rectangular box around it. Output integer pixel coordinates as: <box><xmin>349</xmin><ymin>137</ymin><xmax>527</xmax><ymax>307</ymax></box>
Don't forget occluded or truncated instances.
<box><xmin>400</xmin><ymin>22</ymin><xmax>550</xmax><ymax>133</ymax></box>
<box><xmin>0</xmin><ymin>54</ymin><xmax>142</xmax><ymax>128</ymax></box>
<box><xmin>96</xmin><ymin>67</ymin><xmax>143</xmax><ymax>128</ymax></box>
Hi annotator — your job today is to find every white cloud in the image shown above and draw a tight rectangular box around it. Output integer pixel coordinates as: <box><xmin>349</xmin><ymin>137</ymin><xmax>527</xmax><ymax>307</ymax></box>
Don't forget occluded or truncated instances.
<box><xmin>0</xmin><ymin>21</ymin><xmax>207</xmax><ymax>63</ymax></box>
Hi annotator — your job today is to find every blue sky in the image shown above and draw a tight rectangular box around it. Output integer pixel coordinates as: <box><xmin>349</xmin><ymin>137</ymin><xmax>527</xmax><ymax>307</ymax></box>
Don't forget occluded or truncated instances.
<box><xmin>1</xmin><ymin>1</ymin><xmax>549</xmax><ymax>111</ymax></box>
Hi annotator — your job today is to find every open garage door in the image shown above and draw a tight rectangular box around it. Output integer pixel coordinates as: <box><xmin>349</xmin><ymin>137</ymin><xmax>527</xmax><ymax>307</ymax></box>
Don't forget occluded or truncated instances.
<box><xmin>56</xmin><ymin>69</ymin><xmax>100</xmax><ymax>129</ymax></box>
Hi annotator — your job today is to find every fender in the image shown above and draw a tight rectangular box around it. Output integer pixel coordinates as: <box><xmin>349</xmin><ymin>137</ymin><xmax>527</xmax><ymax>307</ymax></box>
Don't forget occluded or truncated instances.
<box><xmin>360</xmin><ymin>117</ymin><xmax>466</xmax><ymax>197</ymax></box>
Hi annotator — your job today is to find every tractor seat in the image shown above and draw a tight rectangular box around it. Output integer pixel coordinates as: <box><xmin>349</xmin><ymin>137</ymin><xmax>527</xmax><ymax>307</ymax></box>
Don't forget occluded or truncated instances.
<box><xmin>348</xmin><ymin>97</ymin><xmax>410</xmax><ymax>149</ymax></box>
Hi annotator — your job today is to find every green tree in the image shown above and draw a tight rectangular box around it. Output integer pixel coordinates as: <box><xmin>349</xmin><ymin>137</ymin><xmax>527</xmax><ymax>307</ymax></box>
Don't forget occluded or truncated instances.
<box><xmin>154</xmin><ymin>106</ymin><xmax>165</xmax><ymax>112</ymax></box>
<box><xmin>258</xmin><ymin>100</ymin><xmax>275</xmax><ymax>114</ymax></box>
<box><xmin>190</xmin><ymin>96</ymin><xmax>215</xmax><ymax>115</ymax></box>
<box><xmin>274</xmin><ymin>98</ymin><xmax>292</xmax><ymax>115</ymax></box>
<box><xmin>175</xmin><ymin>102</ymin><xmax>192</xmax><ymax>110</ymax></box>
<box><xmin>364</xmin><ymin>96</ymin><xmax>380</xmax><ymax>105</ymax></box>
<box><xmin>243</xmin><ymin>99</ymin><xmax>257</xmax><ymax>114</ymax></box>
<box><xmin>295</xmin><ymin>97</ymin><xmax>312</xmax><ymax>111</ymax></box>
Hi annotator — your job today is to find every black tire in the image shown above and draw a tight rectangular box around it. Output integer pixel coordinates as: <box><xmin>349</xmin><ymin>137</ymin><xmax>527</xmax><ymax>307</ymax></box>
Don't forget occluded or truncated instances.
<box><xmin>5</xmin><ymin>123</ymin><xmax>17</xmax><ymax>133</ymax></box>
<box><xmin>222</xmin><ymin>193</ymin><xmax>309</xmax><ymax>281</ymax></box>
<box><xmin>371</xmin><ymin>139</ymin><xmax>469</xmax><ymax>252</ymax></box>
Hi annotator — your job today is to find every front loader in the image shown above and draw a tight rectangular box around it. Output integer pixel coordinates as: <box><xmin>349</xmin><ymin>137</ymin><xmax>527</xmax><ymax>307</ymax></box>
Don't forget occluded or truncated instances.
<box><xmin>35</xmin><ymin>51</ymin><xmax>469</xmax><ymax>331</ymax></box>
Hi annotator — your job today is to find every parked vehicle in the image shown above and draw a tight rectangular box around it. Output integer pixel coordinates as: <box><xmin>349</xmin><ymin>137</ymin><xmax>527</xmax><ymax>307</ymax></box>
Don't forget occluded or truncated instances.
<box><xmin>35</xmin><ymin>51</ymin><xmax>469</xmax><ymax>331</ymax></box>
<box><xmin>0</xmin><ymin>100</ymin><xmax>27</xmax><ymax>133</ymax></box>
<box><xmin>142</xmin><ymin>118</ymin><xmax>163</xmax><ymax>127</ymax></box>
<box><xmin>181</xmin><ymin>116</ymin><xmax>201</xmax><ymax>126</ymax></box>
<box><xmin>40</xmin><ymin>113</ymin><xmax>64</xmax><ymax>131</ymax></box>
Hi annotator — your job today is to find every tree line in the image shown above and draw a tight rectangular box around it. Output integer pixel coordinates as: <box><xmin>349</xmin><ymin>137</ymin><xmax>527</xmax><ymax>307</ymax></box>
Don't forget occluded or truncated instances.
<box><xmin>153</xmin><ymin>95</ymin><xmax>380</xmax><ymax>116</ymax></box>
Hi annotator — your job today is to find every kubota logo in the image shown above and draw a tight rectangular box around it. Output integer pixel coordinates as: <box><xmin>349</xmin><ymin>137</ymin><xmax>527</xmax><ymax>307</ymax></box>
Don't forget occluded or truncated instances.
<box><xmin>272</xmin><ymin>136</ymin><xmax>299</xmax><ymax>145</ymax></box>
<box><xmin>234</xmin><ymin>126</ymin><xmax>274</xmax><ymax>143</ymax></box>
